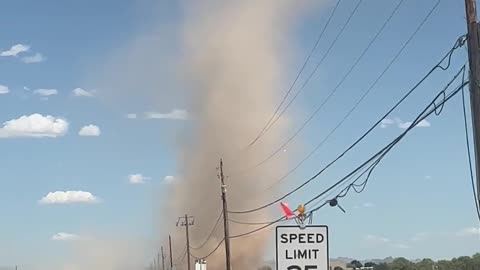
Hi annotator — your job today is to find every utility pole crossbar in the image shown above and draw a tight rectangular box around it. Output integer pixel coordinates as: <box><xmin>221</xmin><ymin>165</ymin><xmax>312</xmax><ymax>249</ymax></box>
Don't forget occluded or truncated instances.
<box><xmin>177</xmin><ymin>215</ymin><xmax>195</xmax><ymax>270</ymax></box>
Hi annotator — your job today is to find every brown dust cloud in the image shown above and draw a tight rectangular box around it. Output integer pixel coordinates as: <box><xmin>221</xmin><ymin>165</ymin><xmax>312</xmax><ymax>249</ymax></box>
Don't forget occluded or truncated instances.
<box><xmin>167</xmin><ymin>1</ymin><xmax>316</xmax><ymax>269</ymax></box>
<box><xmin>69</xmin><ymin>1</ymin><xmax>323</xmax><ymax>270</ymax></box>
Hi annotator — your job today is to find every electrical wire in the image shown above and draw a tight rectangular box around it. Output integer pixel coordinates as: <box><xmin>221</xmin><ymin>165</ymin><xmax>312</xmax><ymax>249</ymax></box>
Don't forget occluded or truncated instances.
<box><xmin>241</xmin><ymin>0</ymin><xmax>406</xmax><ymax>173</ymax></box>
<box><xmin>229</xmin><ymin>216</ymin><xmax>286</xmax><ymax>239</ymax></box>
<box><xmin>244</xmin><ymin>0</ymin><xmax>411</xmax><ymax>192</ymax></box>
<box><xmin>174</xmin><ymin>246</ymin><xmax>187</xmax><ymax>265</ymax></box>
<box><xmin>190</xmin><ymin>211</ymin><xmax>223</xmax><ymax>250</ymax></box>
<box><xmin>228</xmin><ymin>70</ymin><xmax>469</xmax><ymax>239</ymax></box>
<box><xmin>252</xmin><ymin>0</ymin><xmax>364</xmax><ymax>143</ymax></box>
<box><xmin>307</xmin><ymin>74</ymin><xmax>469</xmax><ymax>215</ymax></box>
<box><xmin>228</xmin><ymin>34</ymin><xmax>466</xmax><ymax>215</ymax></box>
<box><xmin>229</xmin><ymin>163</ymin><xmax>371</xmax><ymax>225</ymax></box>
<box><xmin>190</xmin><ymin>238</ymin><xmax>225</xmax><ymax>260</ymax></box>
<box><xmin>248</xmin><ymin>0</ymin><xmax>342</xmax><ymax>147</ymax></box>
<box><xmin>460</xmin><ymin>67</ymin><xmax>480</xmax><ymax>222</ymax></box>
<box><xmin>228</xmin><ymin>218</ymin><xmax>276</xmax><ymax>225</ymax></box>
<box><xmin>228</xmin><ymin>217</ymin><xmax>288</xmax><ymax>226</ymax></box>
<box><xmin>304</xmin><ymin>66</ymin><xmax>468</xmax><ymax>208</ymax></box>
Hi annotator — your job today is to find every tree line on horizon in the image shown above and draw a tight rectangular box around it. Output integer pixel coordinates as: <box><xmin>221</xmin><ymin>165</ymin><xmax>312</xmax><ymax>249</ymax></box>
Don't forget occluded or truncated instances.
<box><xmin>258</xmin><ymin>253</ymin><xmax>480</xmax><ymax>270</ymax></box>
<box><xmin>339</xmin><ymin>254</ymin><xmax>480</xmax><ymax>270</ymax></box>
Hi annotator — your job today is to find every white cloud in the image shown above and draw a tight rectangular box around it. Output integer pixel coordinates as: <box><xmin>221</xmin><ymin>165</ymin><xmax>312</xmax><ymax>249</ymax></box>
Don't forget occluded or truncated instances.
<box><xmin>364</xmin><ymin>234</ymin><xmax>390</xmax><ymax>243</ymax></box>
<box><xmin>354</xmin><ymin>202</ymin><xmax>375</xmax><ymax>209</ymax></box>
<box><xmin>0</xmin><ymin>114</ymin><xmax>68</xmax><ymax>138</ymax></box>
<box><xmin>39</xmin><ymin>191</ymin><xmax>98</xmax><ymax>204</ymax></box>
<box><xmin>163</xmin><ymin>175</ymin><xmax>175</xmax><ymax>184</ymax></box>
<box><xmin>72</xmin><ymin>88</ymin><xmax>94</xmax><ymax>97</ymax></box>
<box><xmin>22</xmin><ymin>53</ymin><xmax>46</xmax><ymax>63</ymax></box>
<box><xmin>457</xmin><ymin>227</ymin><xmax>480</xmax><ymax>236</ymax></box>
<box><xmin>127</xmin><ymin>113</ymin><xmax>137</xmax><ymax>119</ymax></box>
<box><xmin>364</xmin><ymin>234</ymin><xmax>410</xmax><ymax>249</ymax></box>
<box><xmin>34</xmin><ymin>88</ymin><xmax>58</xmax><ymax>96</ymax></box>
<box><xmin>390</xmin><ymin>243</ymin><xmax>409</xmax><ymax>249</ymax></box>
<box><xmin>380</xmin><ymin>118</ymin><xmax>431</xmax><ymax>129</ymax></box>
<box><xmin>0</xmin><ymin>85</ymin><xmax>10</xmax><ymax>94</ymax></box>
<box><xmin>410</xmin><ymin>232</ymin><xmax>430</xmax><ymax>242</ymax></box>
<box><xmin>52</xmin><ymin>232</ymin><xmax>80</xmax><ymax>241</ymax></box>
<box><xmin>380</xmin><ymin>118</ymin><xmax>395</xmax><ymax>128</ymax></box>
<box><xmin>144</xmin><ymin>109</ymin><xmax>188</xmax><ymax>120</ymax></box>
<box><xmin>0</xmin><ymin>44</ymin><xmax>30</xmax><ymax>57</ymax></box>
<box><xmin>398</xmin><ymin>119</ymin><xmax>431</xmax><ymax>129</ymax></box>
<box><xmin>78</xmin><ymin>125</ymin><xmax>101</xmax><ymax>136</ymax></box>
<box><xmin>362</xmin><ymin>202</ymin><xmax>375</xmax><ymax>208</ymax></box>
<box><xmin>128</xmin><ymin>174</ymin><xmax>149</xmax><ymax>184</ymax></box>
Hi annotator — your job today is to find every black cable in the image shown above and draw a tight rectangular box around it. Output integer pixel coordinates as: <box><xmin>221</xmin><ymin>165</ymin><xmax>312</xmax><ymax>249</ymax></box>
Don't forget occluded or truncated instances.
<box><xmin>190</xmin><ymin>211</ymin><xmax>223</xmax><ymax>250</ymax></box>
<box><xmin>460</xmin><ymin>67</ymin><xmax>480</xmax><ymax>222</ymax></box>
<box><xmin>229</xmin><ymin>216</ymin><xmax>286</xmax><ymax>239</ymax></box>
<box><xmin>306</xmin><ymin>70</ymin><xmax>469</xmax><ymax>212</ymax></box>
<box><xmin>190</xmin><ymin>238</ymin><xmax>225</xmax><ymax>260</ymax></box>
<box><xmin>245</xmin><ymin>0</ymin><xmax>407</xmax><ymax>173</ymax></box>
<box><xmin>228</xmin><ymin>34</ymin><xmax>466</xmax><ymax>214</ymax></box>
<box><xmin>247</xmin><ymin>0</ymin><xmax>411</xmax><ymax>192</ymax></box>
<box><xmin>228</xmin><ymin>77</ymin><xmax>468</xmax><ymax>239</ymax></box>
<box><xmin>248</xmin><ymin>0</ymin><xmax>342</xmax><ymax>147</ymax></box>
<box><xmin>174</xmin><ymin>246</ymin><xmax>187</xmax><ymax>265</ymax></box>
<box><xmin>256</xmin><ymin>0</ymin><xmax>364</xmax><ymax>139</ymax></box>
<box><xmin>229</xmin><ymin>218</ymin><xmax>282</xmax><ymax>225</ymax></box>
<box><xmin>233</xmin><ymin>0</ymin><xmax>438</xmax><ymax>178</ymax></box>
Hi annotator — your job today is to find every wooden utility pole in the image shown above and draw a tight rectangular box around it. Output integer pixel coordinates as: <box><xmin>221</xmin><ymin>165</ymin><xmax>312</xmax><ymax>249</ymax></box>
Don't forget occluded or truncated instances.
<box><xmin>465</xmin><ymin>0</ymin><xmax>480</xmax><ymax>207</ymax></box>
<box><xmin>219</xmin><ymin>159</ymin><xmax>231</xmax><ymax>270</ymax></box>
<box><xmin>169</xmin><ymin>235</ymin><xmax>173</xmax><ymax>270</ymax></box>
<box><xmin>161</xmin><ymin>246</ymin><xmax>165</xmax><ymax>270</ymax></box>
<box><xmin>177</xmin><ymin>215</ymin><xmax>194</xmax><ymax>270</ymax></box>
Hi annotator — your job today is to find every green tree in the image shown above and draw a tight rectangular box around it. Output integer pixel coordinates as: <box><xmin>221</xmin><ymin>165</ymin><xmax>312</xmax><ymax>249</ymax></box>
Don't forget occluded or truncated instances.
<box><xmin>436</xmin><ymin>260</ymin><xmax>452</xmax><ymax>270</ymax></box>
<box><xmin>416</xmin><ymin>258</ymin><xmax>434</xmax><ymax>270</ymax></box>
<box><xmin>390</xmin><ymin>258</ymin><xmax>413</xmax><ymax>270</ymax></box>
<box><xmin>334</xmin><ymin>266</ymin><xmax>344</xmax><ymax>270</ymax></box>
<box><xmin>365</xmin><ymin>262</ymin><xmax>377</xmax><ymax>268</ymax></box>
<box><xmin>472</xmin><ymin>253</ymin><xmax>480</xmax><ymax>267</ymax></box>
<box><xmin>373</xmin><ymin>263</ymin><xmax>389</xmax><ymax>270</ymax></box>
<box><xmin>350</xmin><ymin>260</ymin><xmax>363</xmax><ymax>269</ymax></box>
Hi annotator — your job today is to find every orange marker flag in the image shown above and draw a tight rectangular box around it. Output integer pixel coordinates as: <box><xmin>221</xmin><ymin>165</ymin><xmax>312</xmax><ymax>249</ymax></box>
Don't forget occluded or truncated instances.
<box><xmin>280</xmin><ymin>202</ymin><xmax>295</xmax><ymax>220</ymax></box>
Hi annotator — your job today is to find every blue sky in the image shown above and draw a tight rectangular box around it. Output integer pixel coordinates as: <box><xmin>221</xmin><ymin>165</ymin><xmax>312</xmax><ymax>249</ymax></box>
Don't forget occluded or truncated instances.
<box><xmin>0</xmin><ymin>0</ymin><xmax>478</xmax><ymax>269</ymax></box>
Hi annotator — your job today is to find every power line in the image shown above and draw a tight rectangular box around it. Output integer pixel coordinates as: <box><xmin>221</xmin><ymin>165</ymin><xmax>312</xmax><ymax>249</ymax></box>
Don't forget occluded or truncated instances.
<box><xmin>303</xmin><ymin>67</ymin><xmax>468</xmax><ymax>208</ymax></box>
<box><xmin>190</xmin><ymin>211</ymin><xmax>223</xmax><ymax>250</ymax></box>
<box><xmin>252</xmin><ymin>0</ymin><xmax>404</xmax><ymax>169</ymax></box>
<box><xmin>241</xmin><ymin>0</ymin><xmax>410</xmax><ymax>192</ymax></box>
<box><xmin>229</xmin><ymin>216</ymin><xmax>286</xmax><ymax>239</ymax></box>
<box><xmin>190</xmin><ymin>238</ymin><xmax>225</xmax><ymax>260</ymax></box>
<box><xmin>313</xmin><ymin>82</ymin><xmax>472</xmax><ymax>212</ymax></box>
<box><xmin>258</xmin><ymin>0</ymin><xmax>364</xmax><ymax>139</ymax></box>
<box><xmin>233</xmin><ymin>0</ymin><xmax>438</xmax><ymax>178</ymax></box>
<box><xmin>228</xmin><ymin>218</ymin><xmax>285</xmax><ymax>226</ymax></box>
<box><xmin>460</xmin><ymin>66</ymin><xmax>480</xmax><ymax>222</ymax></box>
<box><xmin>228</xmin><ymin>34</ymin><xmax>466</xmax><ymax>214</ymax></box>
<box><xmin>227</xmin><ymin>72</ymin><xmax>469</xmax><ymax>239</ymax></box>
<box><xmin>248</xmin><ymin>0</ymin><xmax>342</xmax><ymax>147</ymax></box>
<box><xmin>174</xmin><ymin>246</ymin><xmax>187</xmax><ymax>266</ymax></box>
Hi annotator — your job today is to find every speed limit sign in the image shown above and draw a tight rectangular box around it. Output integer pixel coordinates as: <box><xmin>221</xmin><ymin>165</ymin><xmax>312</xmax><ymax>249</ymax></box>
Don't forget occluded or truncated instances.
<box><xmin>276</xmin><ymin>225</ymin><xmax>329</xmax><ymax>270</ymax></box>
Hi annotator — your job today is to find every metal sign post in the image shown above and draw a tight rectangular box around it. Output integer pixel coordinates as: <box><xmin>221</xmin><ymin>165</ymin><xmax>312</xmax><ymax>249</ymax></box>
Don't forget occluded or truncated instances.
<box><xmin>276</xmin><ymin>225</ymin><xmax>329</xmax><ymax>270</ymax></box>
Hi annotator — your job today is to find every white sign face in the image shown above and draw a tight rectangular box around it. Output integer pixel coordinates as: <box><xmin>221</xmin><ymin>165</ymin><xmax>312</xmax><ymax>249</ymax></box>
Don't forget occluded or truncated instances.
<box><xmin>276</xmin><ymin>225</ymin><xmax>329</xmax><ymax>270</ymax></box>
